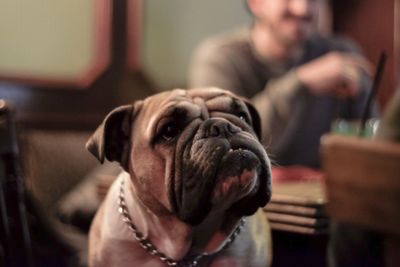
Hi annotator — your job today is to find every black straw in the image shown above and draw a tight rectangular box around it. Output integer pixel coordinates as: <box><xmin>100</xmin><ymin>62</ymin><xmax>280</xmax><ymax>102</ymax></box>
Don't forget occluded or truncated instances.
<box><xmin>359</xmin><ymin>51</ymin><xmax>387</xmax><ymax>137</ymax></box>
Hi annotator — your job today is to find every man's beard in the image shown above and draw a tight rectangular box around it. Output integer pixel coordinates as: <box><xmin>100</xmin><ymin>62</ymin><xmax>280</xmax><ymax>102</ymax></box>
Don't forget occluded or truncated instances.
<box><xmin>267</xmin><ymin>15</ymin><xmax>314</xmax><ymax>47</ymax></box>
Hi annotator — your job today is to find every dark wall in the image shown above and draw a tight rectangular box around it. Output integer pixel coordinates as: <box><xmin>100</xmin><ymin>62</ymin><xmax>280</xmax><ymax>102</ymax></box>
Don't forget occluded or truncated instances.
<box><xmin>332</xmin><ymin>0</ymin><xmax>399</xmax><ymax>110</ymax></box>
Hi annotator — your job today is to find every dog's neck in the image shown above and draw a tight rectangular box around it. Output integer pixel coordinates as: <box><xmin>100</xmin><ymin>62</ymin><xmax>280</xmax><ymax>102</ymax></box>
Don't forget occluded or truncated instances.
<box><xmin>121</xmin><ymin>172</ymin><xmax>241</xmax><ymax>261</ymax></box>
<box><xmin>191</xmin><ymin>210</ymin><xmax>241</xmax><ymax>252</ymax></box>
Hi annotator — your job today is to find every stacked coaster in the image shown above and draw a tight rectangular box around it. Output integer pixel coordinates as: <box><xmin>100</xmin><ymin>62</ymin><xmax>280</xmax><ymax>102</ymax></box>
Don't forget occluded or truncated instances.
<box><xmin>264</xmin><ymin>179</ymin><xmax>329</xmax><ymax>235</ymax></box>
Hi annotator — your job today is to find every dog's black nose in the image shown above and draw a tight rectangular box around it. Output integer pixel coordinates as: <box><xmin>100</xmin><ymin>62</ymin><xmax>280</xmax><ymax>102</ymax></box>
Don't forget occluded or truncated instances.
<box><xmin>203</xmin><ymin>118</ymin><xmax>241</xmax><ymax>138</ymax></box>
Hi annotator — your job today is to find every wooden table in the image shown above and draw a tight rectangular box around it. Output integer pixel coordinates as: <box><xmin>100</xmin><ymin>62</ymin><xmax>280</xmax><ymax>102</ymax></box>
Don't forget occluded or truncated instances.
<box><xmin>321</xmin><ymin>134</ymin><xmax>400</xmax><ymax>267</ymax></box>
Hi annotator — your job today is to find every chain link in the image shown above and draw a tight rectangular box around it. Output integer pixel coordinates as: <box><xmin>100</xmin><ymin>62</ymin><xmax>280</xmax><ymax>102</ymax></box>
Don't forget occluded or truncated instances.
<box><xmin>118</xmin><ymin>177</ymin><xmax>245</xmax><ymax>267</ymax></box>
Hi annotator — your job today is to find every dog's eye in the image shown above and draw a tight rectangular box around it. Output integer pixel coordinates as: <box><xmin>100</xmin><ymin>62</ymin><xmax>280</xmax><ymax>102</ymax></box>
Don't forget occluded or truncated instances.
<box><xmin>160</xmin><ymin>122</ymin><xmax>181</xmax><ymax>141</ymax></box>
<box><xmin>237</xmin><ymin>112</ymin><xmax>248</xmax><ymax>122</ymax></box>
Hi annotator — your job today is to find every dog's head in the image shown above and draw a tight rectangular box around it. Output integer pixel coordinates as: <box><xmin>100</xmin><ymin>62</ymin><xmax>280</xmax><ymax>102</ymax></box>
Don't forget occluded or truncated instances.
<box><xmin>87</xmin><ymin>88</ymin><xmax>271</xmax><ymax>225</ymax></box>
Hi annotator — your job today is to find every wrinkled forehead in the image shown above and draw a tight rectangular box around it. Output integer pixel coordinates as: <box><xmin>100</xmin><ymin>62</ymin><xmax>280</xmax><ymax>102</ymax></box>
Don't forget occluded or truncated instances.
<box><xmin>145</xmin><ymin>88</ymin><xmax>245</xmax><ymax>114</ymax></box>
<box><xmin>139</xmin><ymin>88</ymin><xmax>248</xmax><ymax>135</ymax></box>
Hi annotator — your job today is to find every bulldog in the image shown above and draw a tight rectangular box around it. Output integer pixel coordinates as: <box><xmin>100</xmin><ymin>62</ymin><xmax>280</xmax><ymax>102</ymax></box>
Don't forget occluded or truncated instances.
<box><xmin>86</xmin><ymin>88</ymin><xmax>272</xmax><ymax>267</ymax></box>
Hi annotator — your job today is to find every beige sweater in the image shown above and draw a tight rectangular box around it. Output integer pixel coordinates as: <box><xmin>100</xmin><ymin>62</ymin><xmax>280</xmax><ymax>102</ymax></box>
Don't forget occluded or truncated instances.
<box><xmin>189</xmin><ymin>28</ymin><xmax>374</xmax><ymax>168</ymax></box>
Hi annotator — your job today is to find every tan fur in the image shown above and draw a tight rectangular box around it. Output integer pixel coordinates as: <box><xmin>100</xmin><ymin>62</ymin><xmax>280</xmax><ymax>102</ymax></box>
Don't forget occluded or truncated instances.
<box><xmin>87</xmin><ymin>88</ymin><xmax>272</xmax><ymax>267</ymax></box>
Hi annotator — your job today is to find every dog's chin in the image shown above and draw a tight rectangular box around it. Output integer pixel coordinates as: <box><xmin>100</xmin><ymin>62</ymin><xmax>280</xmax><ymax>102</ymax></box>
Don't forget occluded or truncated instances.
<box><xmin>211</xmin><ymin>148</ymin><xmax>261</xmax><ymax>208</ymax></box>
<box><xmin>172</xmin><ymin>128</ymin><xmax>270</xmax><ymax>225</ymax></box>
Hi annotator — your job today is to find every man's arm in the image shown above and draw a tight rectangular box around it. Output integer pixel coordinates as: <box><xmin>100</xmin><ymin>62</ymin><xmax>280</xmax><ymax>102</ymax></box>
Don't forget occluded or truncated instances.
<box><xmin>189</xmin><ymin>39</ymin><xmax>306</xmax><ymax>155</ymax></box>
<box><xmin>189</xmin><ymin>36</ymin><xmax>374</xmax><ymax>155</ymax></box>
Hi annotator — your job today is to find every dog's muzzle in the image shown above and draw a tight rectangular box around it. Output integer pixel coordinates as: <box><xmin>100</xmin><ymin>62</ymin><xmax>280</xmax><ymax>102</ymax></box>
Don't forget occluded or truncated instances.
<box><xmin>170</xmin><ymin>118</ymin><xmax>271</xmax><ymax>225</ymax></box>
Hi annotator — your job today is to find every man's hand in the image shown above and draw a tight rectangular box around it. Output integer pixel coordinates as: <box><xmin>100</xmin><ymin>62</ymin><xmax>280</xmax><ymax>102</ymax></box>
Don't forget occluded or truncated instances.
<box><xmin>296</xmin><ymin>52</ymin><xmax>373</xmax><ymax>98</ymax></box>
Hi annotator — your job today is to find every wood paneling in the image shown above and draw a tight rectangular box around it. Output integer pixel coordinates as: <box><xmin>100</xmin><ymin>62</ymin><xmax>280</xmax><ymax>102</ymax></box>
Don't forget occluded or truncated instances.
<box><xmin>0</xmin><ymin>0</ymin><xmax>155</xmax><ymax>130</ymax></box>
<box><xmin>127</xmin><ymin>0</ymin><xmax>143</xmax><ymax>72</ymax></box>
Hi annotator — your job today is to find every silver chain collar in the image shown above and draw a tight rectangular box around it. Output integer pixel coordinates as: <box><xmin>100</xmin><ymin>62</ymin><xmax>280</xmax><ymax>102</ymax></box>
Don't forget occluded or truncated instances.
<box><xmin>118</xmin><ymin>177</ymin><xmax>246</xmax><ymax>267</ymax></box>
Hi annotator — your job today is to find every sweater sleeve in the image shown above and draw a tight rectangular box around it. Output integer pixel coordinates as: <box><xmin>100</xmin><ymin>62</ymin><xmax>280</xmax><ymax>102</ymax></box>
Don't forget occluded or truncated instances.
<box><xmin>328</xmin><ymin>36</ymin><xmax>379</xmax><ymax>119</ymax></box>
<box><xmin>251</xmin><ymin>70</ymin><xmax>308</xmax><ymax>154</ymax></box>
<box><xmin>188</xmin><ymin>38</ymin><xmax>246</xmax><ymax>95</ymax></box>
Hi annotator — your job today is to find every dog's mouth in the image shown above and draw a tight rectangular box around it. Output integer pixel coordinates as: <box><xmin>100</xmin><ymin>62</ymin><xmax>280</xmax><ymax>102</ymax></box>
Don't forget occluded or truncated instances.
<box><xmin>169</xmin><ymin>116</ymin><xmax>272</xmax><ymax>225</ymax></box>
<box><xmin>171</xmin><ymin>131</ymin><xmax>270</xmax><ymax>225</ymax></box>
<box><xmin>211</xmin><ymin>148</ymin><xmax>261</xmax><ymax>207</ymax></box>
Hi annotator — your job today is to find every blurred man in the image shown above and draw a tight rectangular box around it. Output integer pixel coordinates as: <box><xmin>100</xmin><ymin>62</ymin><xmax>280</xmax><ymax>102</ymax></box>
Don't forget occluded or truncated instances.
<box><xmin>189</xmin><ymin>0</ymin><xmax>374</xmax><ymax>168</ymax></box>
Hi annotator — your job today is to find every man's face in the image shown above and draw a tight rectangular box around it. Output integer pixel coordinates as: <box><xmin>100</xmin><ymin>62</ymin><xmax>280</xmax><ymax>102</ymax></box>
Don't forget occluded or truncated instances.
<box><xmin>252</xmin><ymin>0</ymin><xmax>320</xmax><ymax>46</ymax></box>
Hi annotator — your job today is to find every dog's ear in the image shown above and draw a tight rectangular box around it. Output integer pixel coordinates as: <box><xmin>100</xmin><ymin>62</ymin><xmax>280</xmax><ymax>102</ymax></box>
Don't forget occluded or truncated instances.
<box><xmin>86</xmin><ymin>102</ymin><xmax>141</xmax><ymax>170</ymax></box>
<box><xmin>232</xmin><ymin>98</ymin><xmax>270</xmax><ymax>217</ymax></box>
<box><xmin>243</xmin><ymin>99</ymin><xmax>262</xmax><ymax>140</ymax></box>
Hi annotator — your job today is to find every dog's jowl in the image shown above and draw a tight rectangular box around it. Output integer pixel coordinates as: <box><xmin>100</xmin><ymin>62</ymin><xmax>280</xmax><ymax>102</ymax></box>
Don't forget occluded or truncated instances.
<box><xmin>86</xmin><ymin>87</ymin><xmax>272</xmax><ymax>267</ymax></box>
